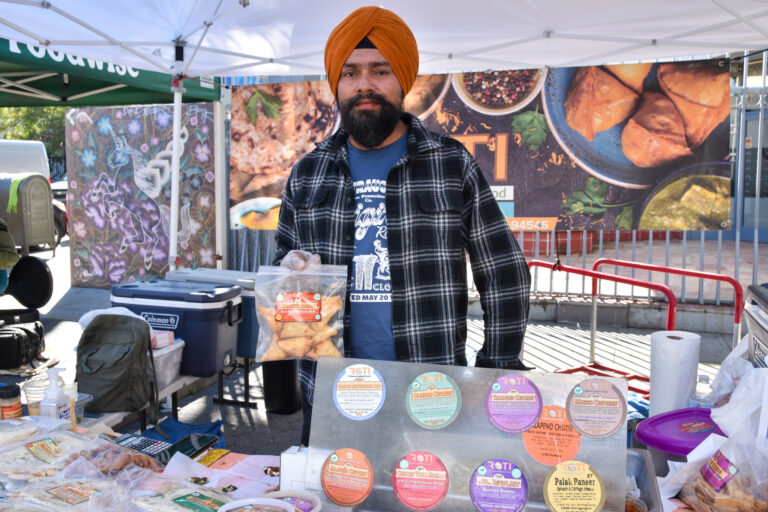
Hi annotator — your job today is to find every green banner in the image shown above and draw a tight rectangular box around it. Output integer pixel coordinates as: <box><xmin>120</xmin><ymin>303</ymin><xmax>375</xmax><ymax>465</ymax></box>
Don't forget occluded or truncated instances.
<box><xmin>0</xmin><ymin>37</ymin><xmax>219</xmax><ymax>103</ymax></box>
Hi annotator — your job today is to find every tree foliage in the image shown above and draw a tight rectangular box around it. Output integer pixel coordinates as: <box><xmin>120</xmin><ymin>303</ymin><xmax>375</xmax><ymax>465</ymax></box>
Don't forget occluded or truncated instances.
<box><xmin>0</xmin><ymin>106</ymin><xmax>67</xmax><ymax>158</ymax></box>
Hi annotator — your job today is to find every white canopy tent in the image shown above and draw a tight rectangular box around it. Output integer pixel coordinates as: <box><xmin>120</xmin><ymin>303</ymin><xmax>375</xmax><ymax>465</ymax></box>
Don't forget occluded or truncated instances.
<box><xmin>0</xmin><ymin>0</ymin><xmax>766</xmax><ymax>268</ymax></box>
<box><xmin>1</xmin><ymin>1</ymin><xmax>767</xmax><ymax>77</ymax></box>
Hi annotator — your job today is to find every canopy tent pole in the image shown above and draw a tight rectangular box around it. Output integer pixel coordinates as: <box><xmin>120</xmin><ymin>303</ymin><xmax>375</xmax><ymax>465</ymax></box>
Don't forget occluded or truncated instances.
<box><xmin>0</xmin><ymin>75</ymin><xmax>60</xmax><ymax>101</ymax></box>
<box><xmin>65</xmin><ymin>83</ymin><xmax>126</xmax><ymax>101</ymax></box>
<box><xmin>169</xmin><ymin>77</ymin><xmax>183</xmax><ymax>272</ymax></box>
<box><xmin>214</xmin><ymin>88</ymin><xmax>230</xmax><ymax>269</ymax></box>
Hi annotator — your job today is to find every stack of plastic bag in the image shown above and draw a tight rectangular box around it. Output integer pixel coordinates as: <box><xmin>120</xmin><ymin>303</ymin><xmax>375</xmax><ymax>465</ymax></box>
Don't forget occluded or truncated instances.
<box><xmin>658</xmin><ymin>335</ymin><xmax>768</xmax><ymax>511</ymax></box>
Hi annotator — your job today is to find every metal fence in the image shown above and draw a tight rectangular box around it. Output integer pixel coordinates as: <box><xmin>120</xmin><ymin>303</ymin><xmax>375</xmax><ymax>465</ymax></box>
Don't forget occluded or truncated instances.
<box><xmin>227</xmin><ymin>52</ymin><xmax>767</xmax><ymax>310</ymax></box>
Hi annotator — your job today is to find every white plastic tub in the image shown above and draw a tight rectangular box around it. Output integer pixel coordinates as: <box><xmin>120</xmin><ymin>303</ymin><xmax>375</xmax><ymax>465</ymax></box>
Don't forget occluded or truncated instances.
<box><xmin>147</xmin><ymin>340</ymin><xmax>185</xmax><ymax>390</ymax></box>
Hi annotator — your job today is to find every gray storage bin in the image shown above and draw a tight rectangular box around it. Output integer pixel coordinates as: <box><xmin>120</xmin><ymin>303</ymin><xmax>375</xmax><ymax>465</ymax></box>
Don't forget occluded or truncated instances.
<box><xmin>628</xmin><ymin>448</ymin><xmax>663</xmax><ymax>512</ymax></box>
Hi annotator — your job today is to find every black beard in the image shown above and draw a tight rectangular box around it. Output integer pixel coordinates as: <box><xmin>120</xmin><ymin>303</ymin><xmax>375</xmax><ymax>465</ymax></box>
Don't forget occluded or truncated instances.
<box><xmin>339</xmin><ymin>93</ymin><xmax>402</xmax><ymax>149</ymax></box>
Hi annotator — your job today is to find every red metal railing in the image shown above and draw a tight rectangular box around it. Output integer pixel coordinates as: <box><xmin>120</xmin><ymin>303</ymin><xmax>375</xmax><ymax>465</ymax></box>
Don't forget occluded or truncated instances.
<box><xmin>592</xmin><ymin>258</ymin><xmax>743</xmax><ymax>348</ymax></box>
<box><xmin>528</xmin><ymin>260</ymin><xmax>678</xmax><ymax>396</ymax></box>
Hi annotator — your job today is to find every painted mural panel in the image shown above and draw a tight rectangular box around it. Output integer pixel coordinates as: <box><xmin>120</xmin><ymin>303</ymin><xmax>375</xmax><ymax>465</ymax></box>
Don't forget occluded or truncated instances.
<box><xmin>65</xmin><ymin>103</ymin><xmax>216</xmax><ymax>289</ymax></box>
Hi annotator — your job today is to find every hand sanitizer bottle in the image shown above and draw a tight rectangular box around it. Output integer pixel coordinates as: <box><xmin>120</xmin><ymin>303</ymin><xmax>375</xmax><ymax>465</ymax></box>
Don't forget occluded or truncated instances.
<box><xmin>39</xmin><ymin>368</ymin><xmax>71</xmax><ymax>419</ymax></box>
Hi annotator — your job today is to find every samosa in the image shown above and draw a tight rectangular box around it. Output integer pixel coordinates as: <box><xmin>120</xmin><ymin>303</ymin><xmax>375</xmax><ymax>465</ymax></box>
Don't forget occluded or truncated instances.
<box><xmin>565</xmin><ymin>66</ymin><xmax>639</xmax><ymax>142</ymax></box>
<box><xmin>605</xmin><ymin>63</ymin><xmax>653</xmax><ymax>94</ymax></box>
<box><xmin>657</xmin><ymin>62</ymin><xmax>730</xmax><ymax>148</ymax></box>
<box><xmin>622</xmin><ymin>92</ymin><xmax>693</xmax><ymax>168</ymax></box>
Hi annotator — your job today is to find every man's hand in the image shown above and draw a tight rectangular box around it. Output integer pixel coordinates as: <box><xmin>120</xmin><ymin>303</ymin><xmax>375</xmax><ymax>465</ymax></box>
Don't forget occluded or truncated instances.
<box><xmin>280</xmin><ymin>250</ymin><xmax>321</xmax><ymax>270</ymax></box>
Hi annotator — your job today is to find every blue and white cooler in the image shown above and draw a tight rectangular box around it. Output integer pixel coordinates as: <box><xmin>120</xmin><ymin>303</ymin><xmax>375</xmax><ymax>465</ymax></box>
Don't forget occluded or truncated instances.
<box><xmin>110</xmin><ymin>279</ymin><xmax>242</xmax><ymax>378</ymax></box>
<box><xmin>165</xmin><ymin>268</ymin><xmax>302</xmax><ymax>413</ymax></box>
<box><xmin>165</xmin><ymin>268</ymin><xmax>260</xmax><ymax>358</ymax></box>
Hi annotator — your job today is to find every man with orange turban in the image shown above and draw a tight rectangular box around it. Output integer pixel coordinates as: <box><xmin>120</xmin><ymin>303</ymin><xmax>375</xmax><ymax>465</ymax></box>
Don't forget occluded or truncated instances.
<box><xmin>275</xmin><ymin>6</ymin><xmax>531</xmax><ymax>445</ymax></box>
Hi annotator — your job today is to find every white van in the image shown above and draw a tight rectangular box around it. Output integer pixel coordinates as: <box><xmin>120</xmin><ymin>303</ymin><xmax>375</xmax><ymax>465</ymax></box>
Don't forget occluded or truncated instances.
<box><xmin>0</xmin><ymin>140</ymin><xmax>51</xmax><ymax>180</ymax></box>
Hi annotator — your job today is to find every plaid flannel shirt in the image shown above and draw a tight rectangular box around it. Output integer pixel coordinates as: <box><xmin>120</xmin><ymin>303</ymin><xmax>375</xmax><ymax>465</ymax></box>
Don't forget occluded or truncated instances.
<box><xmin>274</xmin><ymin>113</ymin><xmax>531</xmax><ymax>405</ymax></box>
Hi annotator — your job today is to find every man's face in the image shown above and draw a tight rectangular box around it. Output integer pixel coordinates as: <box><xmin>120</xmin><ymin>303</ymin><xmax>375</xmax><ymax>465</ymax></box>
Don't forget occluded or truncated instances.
<box><xmin>337</xmin><ymin>48</ymin><xmax>404</xmax><ymax>149</ymax></box>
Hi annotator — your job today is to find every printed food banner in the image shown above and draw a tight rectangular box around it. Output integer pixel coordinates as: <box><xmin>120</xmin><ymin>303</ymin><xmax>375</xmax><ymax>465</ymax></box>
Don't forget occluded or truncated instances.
<box><xmin>65</xmin><ymin>103</ymin><xmax>217</xmax><ymax>289</ymax></box>
<box><xmin>229</xmin><ymin>58</ymin><xmax>731</xmax><ymax>232</ymax></box>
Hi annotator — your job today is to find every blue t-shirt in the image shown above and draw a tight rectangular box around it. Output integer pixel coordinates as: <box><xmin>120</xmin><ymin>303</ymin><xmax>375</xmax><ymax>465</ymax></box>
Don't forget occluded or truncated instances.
<box><xmin>346</xmin><ymin>132</ymin><xmax>408</xmax><ymax>360</ymax></box>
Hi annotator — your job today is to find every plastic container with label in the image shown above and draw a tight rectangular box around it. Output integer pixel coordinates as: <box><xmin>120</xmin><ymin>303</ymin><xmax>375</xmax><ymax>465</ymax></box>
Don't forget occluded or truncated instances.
<box><xmin>633</xmin><ymin>407</ymin><xmax>726</xmax><ymax>476</ymax></box>
<box><xmin>39</xmin><ymin>368</ymin><xmax>70</xmax><ymax>419</ymax></box>
<box><xmin>0</xmin><ymin>384</ymin><xmax>22</xmax><ymax>419</ymax></box>
<box><xmin>261</xmin><ymin>490</ymin><xmax>321</xmax><ymax>512</ymax></box>
<box><xmin>218</xmin><ymin>497</ymin><xmax>294</xmax><ymax>511</ymax></box>
<box><xmin>21</xmin><ymin>372</ymin><xmax>64</xmax><ymax>416</ymax></box>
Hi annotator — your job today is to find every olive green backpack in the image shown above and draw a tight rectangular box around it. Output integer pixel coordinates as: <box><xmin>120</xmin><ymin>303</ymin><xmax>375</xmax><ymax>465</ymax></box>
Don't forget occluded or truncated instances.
<box><xmin>76</xmin><ymin>315</ymin><xmax>165</xmax><ymax>435</ymax></box>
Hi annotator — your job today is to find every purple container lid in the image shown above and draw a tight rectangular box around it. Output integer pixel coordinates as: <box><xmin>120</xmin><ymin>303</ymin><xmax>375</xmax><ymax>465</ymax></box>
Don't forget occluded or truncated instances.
<box><xmin>634</xmin><ymin>407</ymin><xmax>726</xmax><ymax>456</ymax></box>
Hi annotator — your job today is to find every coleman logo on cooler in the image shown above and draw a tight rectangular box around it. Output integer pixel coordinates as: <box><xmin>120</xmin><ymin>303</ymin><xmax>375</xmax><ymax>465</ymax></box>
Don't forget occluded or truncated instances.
<box><xmin>141</xmin><ymin>313</ymin><xmax>179</xmax><ymax>330</ymax></box>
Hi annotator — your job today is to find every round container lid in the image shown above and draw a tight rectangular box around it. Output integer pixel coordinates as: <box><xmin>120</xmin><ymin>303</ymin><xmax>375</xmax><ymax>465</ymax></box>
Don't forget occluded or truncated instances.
<box><xmin>0</xmin><ymin>384</ymin><xmax>20</xmax><ymax>399</ymax></box>
<box><xmin>261</xmin><ymin>490</ymin><xmax>321</xmax><ymax>512</ymax></box>
<box><xmin>321</xmin><ymin>448</ymin><xmax>374</xmax><ymax>507</ymax></box>
<box><xmin>392</xmin><ymin>451</ymin><xmax>449</xmax><ymax>511</ymax></box>
<box><xmin>218</xmin><ymin>497</ymin><xmax>295</xmax><ymax>512</ymax></box>
<box><xmin>634</xmin><ymin>407</ymin><xmax>726</xmax><ymax>456</ymax></box>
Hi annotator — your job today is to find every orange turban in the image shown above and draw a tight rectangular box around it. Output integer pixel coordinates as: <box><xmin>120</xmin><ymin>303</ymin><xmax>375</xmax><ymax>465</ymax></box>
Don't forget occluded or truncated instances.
<box><xmin>324</xmin><ymin>6</ymin><xmax>419</xmax><ymax>98</ymax></box>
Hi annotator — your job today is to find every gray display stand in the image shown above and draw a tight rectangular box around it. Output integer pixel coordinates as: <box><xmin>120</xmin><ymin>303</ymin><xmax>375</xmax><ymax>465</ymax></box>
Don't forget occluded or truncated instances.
<box><xmin>287</xmin><ymin>358</ymin><xmax>628</xmax><ymax>511</ymax></box>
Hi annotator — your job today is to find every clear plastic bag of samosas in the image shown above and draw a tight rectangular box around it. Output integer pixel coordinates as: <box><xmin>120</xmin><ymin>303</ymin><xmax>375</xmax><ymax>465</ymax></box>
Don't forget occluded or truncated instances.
<box><xmin>254</xmin><ymin>265</ymin><xmax>346</xmax><ymax>362</ymax></box>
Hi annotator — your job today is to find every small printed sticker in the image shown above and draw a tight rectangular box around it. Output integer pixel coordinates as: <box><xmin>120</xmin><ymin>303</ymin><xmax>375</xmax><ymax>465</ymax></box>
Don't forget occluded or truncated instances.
<box><xmin>1</xmin><ymin>401</ymin><xmax>22</xmax><ymax>419</ymax></box>
<box><xmin>171</xmin><ymin>492</ymin><xmax>225</xmax><ymax>512</ymax></box>
<box><xmin>700</xmin><ymin>449</ymin><xmax>739</xmax><ymax>491</ymax></box>
<box><xmin>26</xmin><ymin>437</ymin><xmax>64</xmax><ymax>463</ymax></box>
<box><xmin>47</xmin><ymin>483</ymin><xmax>99</xmax><ymax>505</ymax></box>
<box><xmin>406</xmin><ymin>371</ymin><xmax>462</xmax><ymax>430</ymax></box>
<box><xmin>281</xmin><ymin>496</ymin><xmax>315</xmax><ymax>512</ymax></box>
<box><xmin>275</xmin><ymin>292</ymin><xmax>321</xmax><ymax>322</ymax></box>
<box><xmin>543</xmin><ymin>461</ymin><xmax>605</xmax><ymax>512</ymax></box>
<box><xmin>679</xmin><ymin>421</ymin><xmax>715</xmax><ymax>434</ymax></box>
<box><xmin>321</xmin><ymin>448</ymin><xmax>374</xmax><ymax>507</ymax></box>
<box><xmin>486</xmin><ymin>374</ymin><xmax>543</xmax><ymax>433</ymax></box>
<box><xmin>334</xmin><ymin>364</ymin><xmax>386</xmax><ymax>420</ymax></box>
<box><xmin>392</xmin><ymin>451</ymin><xmax>449</xmax><ymax>511</ymax></box>
<box><xmin>469</xmin><ymin>459</ymin><xmax>529</xmax><ymax>512</ymax></box>
<box><xmin>522</xmin><ymin>405</ymin><xmax>582</xmax><ymax>466</ymax></box>
<box><xmin>565</xmin><ymin>378</ymin><xmax>626</xmax><ymax>439</ymax></box>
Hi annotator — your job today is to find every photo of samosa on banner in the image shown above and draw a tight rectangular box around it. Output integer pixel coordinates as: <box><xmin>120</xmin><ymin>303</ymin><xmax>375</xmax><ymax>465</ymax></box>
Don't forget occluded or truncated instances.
<box><xmin>229</xmin><ymin>58</ymin><xmax>731</xmax><ymax>232</ymax></box>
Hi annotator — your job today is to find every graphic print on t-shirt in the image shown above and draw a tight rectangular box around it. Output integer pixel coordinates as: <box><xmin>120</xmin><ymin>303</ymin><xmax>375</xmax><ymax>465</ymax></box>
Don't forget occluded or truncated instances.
<box><xmin>351</xmin><ymin>178</ymin><xmax>390</xmax><ymax>303</ymax></box>
<box><xmin>346</xmin><ymin>132</ymin><xmax>405</xmax><ymax>360</ymax></box>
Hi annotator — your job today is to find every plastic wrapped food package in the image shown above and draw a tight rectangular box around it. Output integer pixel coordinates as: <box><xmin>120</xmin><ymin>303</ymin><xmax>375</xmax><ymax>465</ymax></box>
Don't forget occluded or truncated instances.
<box><xmin>0</xmin><ymin>430</ymin><xmax>95</xmax><ymax>489</ymax></box>
<box><xmin>254</xmin><ymin>265</ymin><xmax>347</xmax><ymax>362</ymax></box>
<box><xmin>678</xmin><ymin>440</ymin><xmax>768</xmax><ymax>512</ymax></box>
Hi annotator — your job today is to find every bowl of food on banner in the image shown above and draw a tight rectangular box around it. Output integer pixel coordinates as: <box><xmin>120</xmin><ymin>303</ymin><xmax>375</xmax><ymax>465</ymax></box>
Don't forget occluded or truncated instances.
<box><xmin>541</xmin><ymin>60</ymin><xmax>730</xmax><ymax>189</ymax></box>
<box><xmin>404</xmin><ymin>74</ymin><xmax>452</xmax><ymax>119</ymax></box>
<box><xmin>451</xmin><ymin>68</ymin><xmax>547</xmax><ymax>115</ymax></box>
<box><xmin>634</xmin><ymin>161</ymin><xmax>731</xmax><ymax>231</ymax></box>
<box><xmin>230</xmin><ymin>196</ymin><xmax>282</xmax><ymax>230</ymax></box>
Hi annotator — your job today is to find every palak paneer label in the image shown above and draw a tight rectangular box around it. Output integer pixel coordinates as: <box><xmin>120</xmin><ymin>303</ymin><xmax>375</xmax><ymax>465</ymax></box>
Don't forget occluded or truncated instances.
<box><xmin>544</xmin><ymin>461</ymin><xmax>605</xmax><ymax>512</ymax></box>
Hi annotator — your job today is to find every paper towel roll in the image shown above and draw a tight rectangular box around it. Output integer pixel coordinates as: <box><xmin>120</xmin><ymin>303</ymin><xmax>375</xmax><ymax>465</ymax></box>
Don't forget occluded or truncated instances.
<box><xmin>649</xmin><ymin>330</ymin><xmax>701</xmax><ymax>417</ymax></box>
